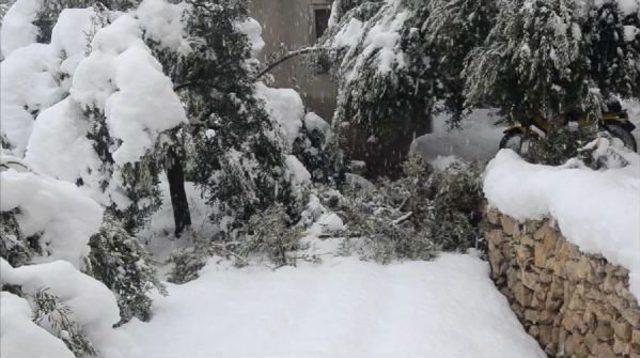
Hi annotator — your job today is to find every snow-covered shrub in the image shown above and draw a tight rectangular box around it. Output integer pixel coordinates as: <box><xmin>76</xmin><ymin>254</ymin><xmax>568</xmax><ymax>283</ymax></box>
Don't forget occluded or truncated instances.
<box><xmin>321</xmin><ymin>0</ymin><xmax>496</xmax><ymax>177</ymax></box>
<box><xmin>167</xmin><ymin>203</ymin><xmax>304</xmax><ymax>279</ymax></box>
<box><xmin>240</xmin><ymin>203</ymin><xmax>302</xmax><ymax>267</ymax></box>
<box><xmin>524</xmin><ymin>125</ymin><xmax>600</xmax><ymax>166</ymax></box>
<box><xmin>292</xmin><ymin>112</ymin><xmax>334</xmax><ymax>182</ymax></box>
<box><xmin>0</xmin><ymin>291</ymin><xmax>76</xmax><ymax>358</ymax></box>
<box><xmin>333</xmin><ymin>156</ymin><xmax>484</xmax><ymax>263</ymax></box>
<box><xmin>426</xmin><ymin>162</ymin><xmax>484</xmax><ymax>252</ymax></box>
<box><xmin>0</xmin><ymin>209</ymin><xmax>39</xmax><ymax>267</ymax></box>
<box><xmin>32</xmin><ymin>288</ymin><xmax>96</xmax><ymax>357</ymax></box>
<box><xmin>1</xmin><ymin>259</ymin><xmax>130</xmax><ymax>358</ymax></box>
<box><xmin>321</xmin><ymin>0</ymin><xmax>435</xmax><ymax>177</ymax></box>
<box><xmin>0</xmin><ymin>0</ymin><xmax>136</xmax><ymax>58</ymax></box>
<box><xmin>21</xmin><ymin>10</ymin><xmax>188</xmax><ymax>232</ymax></box>
<box><xmin>137</xmin><ymin>0</ymin><xmax>306</xmax><ymax>238</ymax></box>
<box><xmin>85</xmin><ymin>216</ymin><xmax>166</xmax><ymax>325</ymax></box>
<box><xmin>578</xmin><ymin>136</ymin><xmax>631</xmax><ymax>170</ymax></box>
<box><xmin>166</xmin><ymin>245</ymin><xmax>208</xmax><ymax>284</ymax></box>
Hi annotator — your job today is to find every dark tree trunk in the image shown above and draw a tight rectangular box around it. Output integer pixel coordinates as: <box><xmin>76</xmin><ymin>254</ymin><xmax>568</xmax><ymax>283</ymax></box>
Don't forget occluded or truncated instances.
<box><xmin>166</xmin><ymin>148</ymin><xmax>191</xmax><ymax>237</ymax></box>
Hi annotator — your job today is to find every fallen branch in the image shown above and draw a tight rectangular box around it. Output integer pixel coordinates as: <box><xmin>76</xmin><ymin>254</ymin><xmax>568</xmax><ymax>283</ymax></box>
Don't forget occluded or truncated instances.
<box><xmin>392</xmin><ymin>212</ymin><xmax>413</xmax><ymax>225</ymax></box>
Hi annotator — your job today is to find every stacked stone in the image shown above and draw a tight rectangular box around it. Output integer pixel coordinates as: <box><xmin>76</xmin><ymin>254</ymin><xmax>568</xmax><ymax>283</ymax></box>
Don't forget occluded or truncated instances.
<box><xmin>485</xmin><ymin>208</ymin><xmax>640</xmax><ymax>357</ymax></box>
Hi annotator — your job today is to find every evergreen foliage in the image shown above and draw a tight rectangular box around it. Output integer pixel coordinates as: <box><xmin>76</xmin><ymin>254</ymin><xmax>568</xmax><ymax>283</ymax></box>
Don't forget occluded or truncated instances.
<box><xmin>166</xmin><ymin>244</ymin><xmax>208</xmax><ymax>284</ymax></box>
<box><xmin>332</xmin><ymin>156</ymin><xmax>484</xmax><ymax>263</ymax></box>
<box><xmin>241</xmin><ymin>203</ymin><xmax>302</xmax><ymax>267</ymax></box>
<box><xmin>0</xmin><ymin>209</ymin><xmax>40</xmax><ymax>267</ymax></box>
<box><xmin>292</xmin><ymin>119</ymin><xmax>332</xmax><ymax>183</ymax></box>
<box><xmin>321</xmin><ymin>0</ymin><xmax>436</xmax><ymax>177</ymax></box>
<box><xmin>464</xmin><ymin>0</ymin><xmax>640</xmax><ymax>119</ymax></box>
<box><xmin>150</xmin><ymin>0</ymin><xmax>299</xmax><ymax>237</ymax></box>
<box><xmin>85</xmin><ymin>217</ymin><xmax>166</xmax><ymax>324</ymax></box>
<box><xmin>323</xmin><ymin>0</ymin><xmax>639</xmax><ymax>174</ymax></box>
<box><xmin>33</xmin><ymin>288</ymin><xmax>97</xmax><ymax>357</ymax></box>
<box><xmin>31</xmin><ymin>0</ymin><xmax>136</xmax><ymax>44</ymax></box>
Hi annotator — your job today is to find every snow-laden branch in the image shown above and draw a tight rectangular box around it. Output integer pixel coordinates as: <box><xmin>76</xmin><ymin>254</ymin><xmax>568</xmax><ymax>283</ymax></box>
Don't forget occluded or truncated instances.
<box><xmin>255</xmin><ymin>47</ymin><xmax>324</xmax><ymax>79</ymax></box>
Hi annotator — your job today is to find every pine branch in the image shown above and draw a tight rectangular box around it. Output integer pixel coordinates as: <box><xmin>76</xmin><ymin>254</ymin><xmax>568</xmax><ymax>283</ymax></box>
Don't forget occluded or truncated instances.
<box><xmin>255</xmin><ymin>47</ymin><xmax>324</xmax><ymax>79</ymax></box>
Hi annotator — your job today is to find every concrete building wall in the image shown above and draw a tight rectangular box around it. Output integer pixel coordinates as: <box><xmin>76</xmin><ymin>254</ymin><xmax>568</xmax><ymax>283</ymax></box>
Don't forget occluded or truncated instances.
<box><xmin>249</xmin><ymin>0</ymin><xmax>337</xmax><ymax>121</ymax></box>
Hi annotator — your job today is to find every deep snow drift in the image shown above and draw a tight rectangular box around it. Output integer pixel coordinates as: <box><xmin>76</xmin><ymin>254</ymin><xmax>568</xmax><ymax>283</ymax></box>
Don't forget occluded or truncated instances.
<box><xmin>123</xmin><ymin>252</ymin><xmax>544</xmax><ymax>357</ymax></box>
<box><xmin>484</xmin><ymin>149</ymin><xmax>640</xmax><ymax>299</ymax></box>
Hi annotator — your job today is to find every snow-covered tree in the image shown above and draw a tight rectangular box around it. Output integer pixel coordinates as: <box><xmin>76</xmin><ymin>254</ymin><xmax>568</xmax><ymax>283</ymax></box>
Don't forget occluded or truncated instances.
<box><xmin>18</xmin><ymin>9</ymin><xmax>188</xmax><ymax>232</ymax></box>
<box><xmin>423</xmin><ymin>0</ymin><xmax>497</xmax><ymax>121</ymax></box>
<box><xmin>145</xmin><ymin>0</ymin><xmax>302</xmax><ymax>238</ymax></box>
<box><xmin>321</xmin><ymin>0</ymin><xmax>434</xmax><ymax>178</ymax></box>
<box><xmin>583</xmin><ymin>0</ymin><xmax>640</xmax><ymax>100</ymax></box>
<box><xmin>464</xmin><ymin>0</ymin><xmax>640</xmax><ymax>119</ymax></box>
<box><xmin>320</xmin><ymin>0</ymin><xmax>495</xmax><ymax>178</ymax></box>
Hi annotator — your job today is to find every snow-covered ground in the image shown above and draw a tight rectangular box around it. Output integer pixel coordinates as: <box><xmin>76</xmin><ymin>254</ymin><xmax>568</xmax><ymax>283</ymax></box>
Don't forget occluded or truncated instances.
<box><xmin>413</xmin><ymin>109</ymin><xmax>505</xmax><ymax>163</ymax></box>
<box><xmin>123</xmin><ymin>251</ymin><xmax>544</xmax><ymax>358</ymax></box>
<box><xmin>414</xmin><ymin>101</ymin><xmax>640</xmax><ymax>164</ymax></box>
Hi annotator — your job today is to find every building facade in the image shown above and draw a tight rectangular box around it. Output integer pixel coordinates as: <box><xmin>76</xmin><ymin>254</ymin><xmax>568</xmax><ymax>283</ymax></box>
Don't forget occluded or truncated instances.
<box><xmin>249</xmin><ymin>0</ymin><xmax>337</xmax><ymax>121</ymax></box>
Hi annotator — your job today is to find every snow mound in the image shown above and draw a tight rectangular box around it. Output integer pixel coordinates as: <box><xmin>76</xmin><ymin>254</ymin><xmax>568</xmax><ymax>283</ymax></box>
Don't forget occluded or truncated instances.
<box><xmin>413</xmin><ymin>109</ymin><xmax>505</xmax><ymax>163</ymax></box>
<box><xmin>0</xmin><ymin>44</ymin><xmax>61</xmax><ymax>155</ymax></box>
<box><xmin>137</xmin><ymin>0</ymin><xmax>190</xmax><ymax>54</ymax></box>
<box><xmin>71</xmin><ymin>14</ymin><xmax>188</xmax><ymax>165</ymax></box>
<box><xmin>124</xmin><ymin>253</ymin><xmax>544</xmax><ymax>357</ymax></box>
<box><xmin>1</xmin><ymin>259</ymin><xmax>133</xmax><ymax>358</ymax></box>
<box><xmin>255</xmin><ymin>82</ymin><xmax>305</xmax><ymax>149</ymax></box>
<box><xmin>0</xmin><ymin>0</ymin><xmax>41</xmax><ymax>57</ymax></box>
<box><xmin>484</xmin><ymin>149</ymin><xmax>640</xmax><ymax>298</ymax></box>
<box><xmin>236</xmin><ymin>17</ymin><xmax>265</xmax><ymax>57</ymax></box>
<box><xmin>24</xmin><ymin>98</ymin><xmax>98</xmax><ymax>183</ymax></box>
<box><xmin>285</xmin><ymin>155</ymin><xmax>311</xmax><ymax>186</ymax></box>
<box><xmin>0</xmin><ymin>292</ymin><xmax>74</xmax><ymax>358</ymax></box>
<box><xmin>0</xmin><ymin>168</ymin><xmax>103</xmax><ymax>267</ymax></box>
<box><xmin>1</xmin><ymin>6</ymin><xmax>100</xmax><ymax>157</ymax></box>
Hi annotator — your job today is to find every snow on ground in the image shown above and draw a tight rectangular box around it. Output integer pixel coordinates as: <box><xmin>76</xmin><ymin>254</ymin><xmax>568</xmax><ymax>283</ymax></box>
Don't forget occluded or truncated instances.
<box><xmin>138</xmin><ymin>179</ymin><xmax>216</xmax><ymax>261</ymax></box>
<box><xmin>623</xmin><ymin>98</ymin><xmax>640</xmax><ymax>145</ymax></box>
<box><xmin>413</xmin><ymin>109</ymin><xmax>505</xmax><ymax>163</ymax></box>
<box><xmin>484</xmin><ymin>149</ymin><xmax>640</xmax><ymax>299</ymax></box>
<box><xmin>123</xmin><ymin>251</ymin><xmax>544</xmax><ymax>358</ymax></box>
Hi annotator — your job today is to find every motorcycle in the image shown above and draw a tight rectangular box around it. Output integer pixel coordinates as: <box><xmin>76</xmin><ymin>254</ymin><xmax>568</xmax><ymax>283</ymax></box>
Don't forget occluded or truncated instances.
<box><xmin>499</xmin><ymin>104</ymin><xmax>637</xmax><ymax>154</ymax></box>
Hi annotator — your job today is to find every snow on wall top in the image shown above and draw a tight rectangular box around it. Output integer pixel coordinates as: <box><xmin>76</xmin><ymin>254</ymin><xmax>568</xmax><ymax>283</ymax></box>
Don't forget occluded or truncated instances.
<box><xmin>483</xmin><ymin>149</ymin><xmax>640</xmax><ymax>298</ymax></box>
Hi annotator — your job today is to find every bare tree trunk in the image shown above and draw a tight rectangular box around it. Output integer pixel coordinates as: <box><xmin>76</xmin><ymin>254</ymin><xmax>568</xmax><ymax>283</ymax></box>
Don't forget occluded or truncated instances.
<box><xmin>166</xmin><ymin>147</ymin><xmax>191</xmax><ymax>237</ymax></box>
